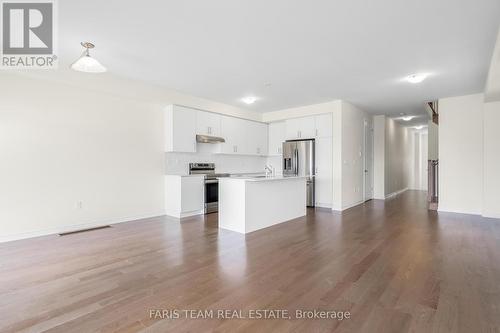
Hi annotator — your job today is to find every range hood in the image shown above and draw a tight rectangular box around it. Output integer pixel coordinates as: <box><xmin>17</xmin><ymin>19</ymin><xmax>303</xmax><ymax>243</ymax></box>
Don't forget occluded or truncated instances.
<box><xmin>196</xmin><ymin>134</ymin><xmax>225</xmax><ymax>144</ymax></box>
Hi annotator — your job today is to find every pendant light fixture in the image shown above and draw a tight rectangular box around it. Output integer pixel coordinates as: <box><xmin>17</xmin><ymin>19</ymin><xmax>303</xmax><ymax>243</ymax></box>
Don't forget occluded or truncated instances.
<box><xmin>71</xmin><ymin>42</ymin><xmax>107</xmax><ymax>73</ymax></box>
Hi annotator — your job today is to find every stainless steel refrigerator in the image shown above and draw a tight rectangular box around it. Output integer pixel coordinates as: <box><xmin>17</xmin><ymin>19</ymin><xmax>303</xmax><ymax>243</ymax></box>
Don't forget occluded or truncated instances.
<box><xmin>282</xmin><ymin>139</ymin><xmax>315</xmax><ymax>207</ymax></box>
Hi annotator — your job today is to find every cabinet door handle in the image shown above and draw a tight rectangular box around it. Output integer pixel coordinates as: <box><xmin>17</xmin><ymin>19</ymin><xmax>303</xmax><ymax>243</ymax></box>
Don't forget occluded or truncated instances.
<box><xmin>315</xmin><ymin>129</ymin><xmax>318</xmax><ymax>137</ymax></box>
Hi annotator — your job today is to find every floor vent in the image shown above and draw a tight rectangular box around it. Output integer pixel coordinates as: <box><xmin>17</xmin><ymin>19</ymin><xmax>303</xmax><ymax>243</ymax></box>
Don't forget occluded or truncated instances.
<box><xmin>58</xmin><ymin>225</ymin><xmax>111</xmax><ymax>236</ymax></box>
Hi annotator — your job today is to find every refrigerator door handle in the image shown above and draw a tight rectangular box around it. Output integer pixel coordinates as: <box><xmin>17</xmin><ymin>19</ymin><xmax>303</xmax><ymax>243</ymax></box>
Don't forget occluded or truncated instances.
<box><xmin>295</xmin><ymin>148</ymin><xmax>299</xmax><ymax>175</ymax></box>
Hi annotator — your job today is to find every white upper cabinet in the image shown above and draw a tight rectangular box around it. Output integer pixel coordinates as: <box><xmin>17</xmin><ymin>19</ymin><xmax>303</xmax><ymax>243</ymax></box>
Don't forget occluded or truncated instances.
<box><xmin>314</xmin><ymin>113</ymin><xmax>333</xmax><ymax>137</ymax></box>
<box><xmin>166</xmin><ymin>106</ymin><xmax>269</xmax><ymax>156</ymax></box>
<box><xmin>219</xmin><ymin>117</ymin><xmax>267</xmax><ymax>156</ymax></box>
<box><xmin>220</xmin><ymin>115</ymin><xmax>247</xmax><ymax>154</ymax></box>
<box><xmin>285</xmin><ymin>116</ymin><xmax>316</xmax><ymax>140</ymax></box>
<box><xmin>285</xmin><ymin>113</ymin><xmax>333</xmax><ymax>140</ymax></box>
<box><xmin>165</xmin><ymin>105</ymin><xmax>196</xmax><ymax>153</ymax></box>
<box><xmin>245</xmin><ymin>121</ymin><xmax>268</xmax><ymax>156</ymax></box>
<box><xmin>268</xmin><ymin>121</ymin><xmax>286</xmax><ymax>155</ymax></box>
<box><xmin>196</xmin><ymin>111</ymin><xmax>221</xmax><ymax>136</ymax></box>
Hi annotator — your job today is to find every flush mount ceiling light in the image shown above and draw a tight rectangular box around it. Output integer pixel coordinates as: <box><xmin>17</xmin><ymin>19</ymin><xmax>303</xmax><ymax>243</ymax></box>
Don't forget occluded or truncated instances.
<box><xmin>414</xmin><ymin>125</ymin><xmax>424</xmax><ymax>130</ymax></box>
<box><xmin>405</xmin><ymin>73</ymin><xmax>428</xmax><ymax>84</ymax></box>
<box><xmin>71</xmin><ymin>42</ymin><xmax>107</xmax><ymax>73</ymax></box>
<box><xmin>402</xmin><ymin>116</ymin><xmax>415</xmax><ymax>121</ymax></box>
<box><xmin>241</xmin><ymin>96</ymin><xmax>258</xmax><ymax>105</ymax></box>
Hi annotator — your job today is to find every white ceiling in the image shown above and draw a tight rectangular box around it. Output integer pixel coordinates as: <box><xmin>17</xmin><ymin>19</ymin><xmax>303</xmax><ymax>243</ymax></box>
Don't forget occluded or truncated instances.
<box><xmin>59</xmin><ymin>0</ymin><xmax>500</xmax><ymax>115</ymax></box>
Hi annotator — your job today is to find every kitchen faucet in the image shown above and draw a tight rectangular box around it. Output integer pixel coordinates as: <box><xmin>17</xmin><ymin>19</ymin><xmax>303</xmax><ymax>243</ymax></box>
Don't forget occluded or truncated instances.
<box><xmin>265</xmin><ymin>165</ymin><xmax>275</xmax><ymax>177</ymax></box>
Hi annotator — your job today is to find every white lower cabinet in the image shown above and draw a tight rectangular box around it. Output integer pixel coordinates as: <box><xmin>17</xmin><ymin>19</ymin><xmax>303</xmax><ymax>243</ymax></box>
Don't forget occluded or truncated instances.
<box><xmin>165</xmin><ymin>175</ymin><xmax>204</xmax><ymax>218</ymax></box>
<box><xmin>315</xmin><ymin>137</ymin><xmax>333</xmax><ymax>208</ymax></box>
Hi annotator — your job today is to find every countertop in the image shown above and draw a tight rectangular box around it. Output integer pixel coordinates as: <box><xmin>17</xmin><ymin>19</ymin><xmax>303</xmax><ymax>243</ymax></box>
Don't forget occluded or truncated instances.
<box><xmin>219</xmin><ymin>175</ymin><xmax>306</xmax><ymax>182</ymax></box>
<box><xmin>166</xmin><ymin>172</ymin><xmax>271</xmax><ymax>178</ymax></box>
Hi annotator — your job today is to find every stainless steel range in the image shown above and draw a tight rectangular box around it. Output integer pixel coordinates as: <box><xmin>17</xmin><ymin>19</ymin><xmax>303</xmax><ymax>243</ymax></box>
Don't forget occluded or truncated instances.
<box><xmin>189</xmin><ymin>163</ymin><xmax>229</xmax><ymax>214</ymax></box>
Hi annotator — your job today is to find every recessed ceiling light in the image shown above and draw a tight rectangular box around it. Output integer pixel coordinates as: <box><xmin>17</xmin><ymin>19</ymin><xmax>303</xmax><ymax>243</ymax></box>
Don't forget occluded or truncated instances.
<box><xmin>405</xmin><ymin>73</ymin><xmax>428</xmax><ymax>84</ymax></box>
<box><xmin>414</xmin><ymin>125</ymin><xmax>424</xmax><ymax>130</ymax></box>
<box><xmin>241</xmin><ymin>96</ymin><xmax>258</xmax><ymax>105</ymax></box>
<box><xmin>402</xmin><ymin>116</ymin><xmax>415</xmax><ymax>121</ymax></box>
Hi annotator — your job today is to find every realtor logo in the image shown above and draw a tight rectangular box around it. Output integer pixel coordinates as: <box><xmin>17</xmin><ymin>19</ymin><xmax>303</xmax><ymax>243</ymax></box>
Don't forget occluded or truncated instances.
<box><xmin>1</xmin><ymin>0</ymin><xmax>57</xmax><ymax>68</ymax></box>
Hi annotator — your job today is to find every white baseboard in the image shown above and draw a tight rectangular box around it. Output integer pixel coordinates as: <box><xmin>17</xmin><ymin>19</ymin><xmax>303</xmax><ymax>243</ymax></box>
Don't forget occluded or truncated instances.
<box><xmin>331</xmin><ymin>200</ymin><xmax>365</xmax><ymax>212</ymax></box>
<box><xmin>316</xmin><ymin>202</ymin><xmax>332</xmax><ymax>209</ymax></box>
<box><xmin>342</xmin><ymin>200</ymin><xmax>365</xmax><ymax>211</ymax></box>
<box><xmin>0</xmin><ymin>211</ymin><xmax>166</xmax><ymax>243</ymax></box>
<box><xmin>437</xmin><ymin>207</ymin><xmax>482</xmax><ymax>216</ymax></box>
<box><xmin>385</xmin><ymin>188</ymin><xmax>408</xmax><ymax>200</ymax></box>
<box><xmin>482</xmin><ymin>211</ymin><xmax>500</xmax><ymax>219</ymax></box>
<box><xmin>166</xmin><ymin>209</ymin><xmax>205</xmax><ymax>219</ymax></box>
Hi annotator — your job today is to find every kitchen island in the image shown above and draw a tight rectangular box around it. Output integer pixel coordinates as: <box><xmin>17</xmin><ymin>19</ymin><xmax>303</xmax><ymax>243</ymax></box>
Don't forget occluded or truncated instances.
<box><xmin>218</xmin><ymin>176</ymin><xmax>307</xmax><ymax>234</ymax></box>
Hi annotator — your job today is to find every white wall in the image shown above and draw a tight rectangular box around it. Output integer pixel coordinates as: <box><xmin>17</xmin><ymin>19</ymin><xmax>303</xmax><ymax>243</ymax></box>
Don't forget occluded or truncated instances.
<box><xmin>485</xmin><ymin>28</ymin><xmax>500</xmax><ymax>102</ymax></box>
<box><xmin>0</xmin><ymin>73</ymin><xmax>165</xmax><ymax>241</ymax></box>
<box><xmin>373</xmin><ymin>116</ymin><xmax>411</xmax><ymax>199</ymax></box>
<box><xmin>332</xmin><ymin>108</ymin><xmax>343</xmax><ymax>210</ymax></box>
<box><xmin>17</xmin><ymin>70</ymin><xmax>263</xmax><ymax>121</ymax></box>
<box><xmin>384</xmin><ymin>117</ymin><xmax>410</xmax><ymax>196</ymax></box>
<box><xmin>483</xmin><ymin>101</ymin><xmax>500</xmax><ymax>218</ymax></box>
<box><xmin>339</xmin><ymin>102</ymin><xmax>370</xmax><ymax>209</ymax></box>
<box><xmin>373</xmin><ymin>116</ymin><xmax>386</xmax><ymax>199</ymax></box>
<box><xmin>408</xmin><ymin>130</ymin><xmax>428</xmax><ymax>191</ymax></box>
<box><xmin>261</xmin><ymin>101</ymin><xmax>342</xmax><ymax>122</ymax></box>
<box><xmin>438</xmin><ymin>93</ymin><xmax>484</xmax><ymax>215</ymax></box>
<box><xmin>428</xmin><ymin>120</ymin><xmax>439</xmax><ymax>160</ymax></box>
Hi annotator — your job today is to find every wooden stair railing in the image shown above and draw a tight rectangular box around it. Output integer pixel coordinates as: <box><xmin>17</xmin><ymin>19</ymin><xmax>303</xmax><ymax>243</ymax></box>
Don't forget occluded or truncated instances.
<box><xmin>428</xmin><ymin>101</ymin><xmax>439</xmax><ymax>125</ymax></box>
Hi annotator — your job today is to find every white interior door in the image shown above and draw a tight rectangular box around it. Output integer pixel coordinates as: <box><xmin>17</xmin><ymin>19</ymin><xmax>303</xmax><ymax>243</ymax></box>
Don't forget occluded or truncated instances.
<box><xmin>363</xmin><ymin>119</ymin><xmax>373</xmax><ymax>201</ymax></box>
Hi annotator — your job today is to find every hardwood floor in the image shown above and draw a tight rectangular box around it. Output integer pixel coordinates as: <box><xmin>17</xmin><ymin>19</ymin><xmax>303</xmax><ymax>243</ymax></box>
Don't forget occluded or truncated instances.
<box><xmin>1</xmin><ymin>191</ymin><xmax>499</xmax><ymax>332</ymax></box>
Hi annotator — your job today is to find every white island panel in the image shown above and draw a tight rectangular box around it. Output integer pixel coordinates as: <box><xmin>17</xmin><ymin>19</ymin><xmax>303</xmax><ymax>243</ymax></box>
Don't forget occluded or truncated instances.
<box><xmin>219</xmin><ymin>177</ymin><xmax>306</xmax><ymax>234</ymax></box>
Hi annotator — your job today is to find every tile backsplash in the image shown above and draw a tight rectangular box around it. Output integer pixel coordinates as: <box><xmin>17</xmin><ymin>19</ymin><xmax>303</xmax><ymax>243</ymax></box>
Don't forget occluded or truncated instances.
<box><xmin>166</xmin><ymin>143</ymin><xmax>283</xmax><ymax>175</ymax></box>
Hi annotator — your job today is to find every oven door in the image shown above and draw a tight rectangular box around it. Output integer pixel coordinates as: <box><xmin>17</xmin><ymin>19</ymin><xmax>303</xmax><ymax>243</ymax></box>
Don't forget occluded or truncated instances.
<box><xmin>204</xmin><ymin>179</ymin><xmax>219</xmax><ymax>214</ymax></box>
